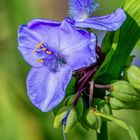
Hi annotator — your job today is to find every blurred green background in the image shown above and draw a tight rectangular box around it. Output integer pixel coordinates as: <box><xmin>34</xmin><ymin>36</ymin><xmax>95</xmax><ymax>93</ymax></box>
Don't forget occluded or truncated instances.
<box><xmin>0</xmin><ymin>0</ymin><xmax>140</xmax><ymax>140</ymax></box>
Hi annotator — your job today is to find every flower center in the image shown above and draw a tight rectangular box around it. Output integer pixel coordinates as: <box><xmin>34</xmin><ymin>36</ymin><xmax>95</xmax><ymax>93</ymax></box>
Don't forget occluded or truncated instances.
<box><xmin>33</xmin><ymin>42</ymin><xmax>67</xmax><ymax>72</ymax></box>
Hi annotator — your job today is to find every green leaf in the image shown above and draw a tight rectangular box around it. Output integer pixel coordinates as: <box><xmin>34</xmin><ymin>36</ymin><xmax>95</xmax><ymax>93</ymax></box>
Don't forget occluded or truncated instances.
<box><xmin>94</xmin><ymin>111</ymin><xmax>128</xmax><ymax>129</ymax></box>
<box><xmin>96</xmin><ymin>115</ymin><xmax>102</xmax><ymax>134</ymax></box>
<box><xmin>94</xmin><ymin>111</ymin><xmax>139</xmax><ymax>140</ymax></box>
<box><xmin>64</xmin><ymin>108</ymin><xmax>78</xmax><ymax>133</ymax></box>
<box><xmin>75</xmin><ymin>97</ymin><xmax>84</xmax><ymax>119</ymax></box>
<box><xmin>128</xmin><ymin>126</ymin><xmax>139</xmax><ymax>140</ymax></box>
<box><xmin>66</xmin><ymin>76</ymin><xmax>77</xmax><ymax>96</ymax></box>
<box><xmin>54</xmin><ymin>106</ymin><xmax>69</xmax><ymax>128</ymax></box>
<box><xmin>94</xmin><ymin>30</ymin><xmax>120</xmax><ymax>82</ymax></box>
<box><xmin>64</xmin><ymin>94</ymin><xmax>84</xmax><ymax>119</ymax></box>
<box><xmin>94</xmin><ymin>0</ymin><xmax>140</xmax><ymax>84</ymax></box>
<box><xmin>101</xmin><ymin>32</ymin><xmax>115</xmax><ymax>54</ymax></box>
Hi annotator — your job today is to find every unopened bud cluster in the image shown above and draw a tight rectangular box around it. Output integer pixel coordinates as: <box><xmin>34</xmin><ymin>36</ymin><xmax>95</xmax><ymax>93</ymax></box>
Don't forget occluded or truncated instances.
<box><xmin>109</xmin><ymin>65</ymin><xmax>140</xmax><ymax>110</ymax></box>
<box><xmin>82</xmin><ymin>99</ymin><xmax>111</xmax><ymax>133</ymax></box>
<box><xmin>53</xmin><ymin>65</ymin><xmax>140</xmax><ymax>133</ymax></box>
<box><xmin>54</xmin><ymin>95</ymin><xmax>82</xmax><ymax>133</ymax></box>
<box><xmin>54</xmin><ymin>95</ymin><xmax>112</xmax><ymax>133</ymax></box>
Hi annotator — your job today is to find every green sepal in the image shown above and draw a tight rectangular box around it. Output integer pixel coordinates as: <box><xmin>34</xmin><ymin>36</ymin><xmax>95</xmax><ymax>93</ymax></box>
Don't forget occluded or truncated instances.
<box><xmin>64</xmin><ymin>107</ymin><xmax>77</xmax><ymax>133</ymax></box>
<box><xmin>53</xmin><ymin>106</ymin><xmax>69</xmax><ymax>128</ymax></box>
<box><xmin>66</xmin><ymin>76</ymin><xmax>77</xmax><ymax>96</ymax></box>
<box><xmin>92</xmin><ymin>98</ymin><xmax>112</xmax><ymax>116</ymax></box>
<box><xmin>110</xmin><ymin>80</ymin><xmax>139</xmax><ymax>102</ymax></box>
<box><xmin>124</xmin><ymin>65</ymin><xmax>140</xmax><ymax>91</ymax></box>
<box><xmin>64</xmin><ymin>94</ymin><xmax>84</xmax><ymax>120</ymax></box>
<box><xmin>85</xmin><ymin>108</ymin><xmax>97</xmax><ymax>129</ymax></box>
<box><xmin>109</xmin><ymin>97</ymin><xmax>133</xmax><ymax>110</ymax></box>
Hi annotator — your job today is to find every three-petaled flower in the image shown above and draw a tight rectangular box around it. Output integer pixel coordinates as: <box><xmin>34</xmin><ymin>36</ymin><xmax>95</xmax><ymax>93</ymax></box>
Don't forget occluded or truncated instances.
<box><xmin>18</xmin><ymin>0</ymin><xmax>127</xmax><ymax>112</ymax></box>
<box><xmin>18</xmin><ymin>18</ymin><xmax>96</xmax><ymax>112</ymax></box>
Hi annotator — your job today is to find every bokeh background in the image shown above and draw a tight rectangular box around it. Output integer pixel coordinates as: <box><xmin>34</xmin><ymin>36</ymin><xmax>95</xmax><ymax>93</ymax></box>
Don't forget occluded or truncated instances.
<box><xmin>0</xmin><ymin>0</ymin><xmax>140</xmax><ymax>140</ymax></box>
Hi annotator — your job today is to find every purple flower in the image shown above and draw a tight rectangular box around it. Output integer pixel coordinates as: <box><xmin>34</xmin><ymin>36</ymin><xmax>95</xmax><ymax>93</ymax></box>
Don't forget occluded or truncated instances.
<box><xmin>74</xmin><ymin>8</ymin><xmax>126</xmax><ymax>31</ymax></box>
<box><xmin>68</xmin><ymin>0</ymin><xmax>126</xmax><ymax>46</ymax></box>
<box><xmin>18</xmin><ymin>18</ymin><xmax>96</xmax><ymax>112</ymax></box>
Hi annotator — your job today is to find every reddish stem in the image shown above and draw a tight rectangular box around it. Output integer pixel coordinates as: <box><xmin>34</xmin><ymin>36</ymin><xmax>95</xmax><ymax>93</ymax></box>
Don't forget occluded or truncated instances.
<box><xmin>89</xmin><ymin>80</ymin><xmax>94</xmax><ymax>107</ymax></box>
<box><xmin>72</xmin><ymin>87</ymin><xmax>86</xmax><ymax>107</ymax></box>
<box><xmin>72</xmin><ymin>46</ymin><xmax>106</xmax><ymax>107</ymax></box>
<box><xmin>94</xmin><ymin>84</ymin><xmax>111</xmax><ymax>89</ymax></box>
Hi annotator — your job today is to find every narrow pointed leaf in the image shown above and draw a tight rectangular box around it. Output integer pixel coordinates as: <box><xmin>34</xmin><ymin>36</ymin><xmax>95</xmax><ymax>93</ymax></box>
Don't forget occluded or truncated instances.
<box><xmin>94</xmin><ymin>111</ymin><xmax>139</xmax><ymax>140</ymax></box>
<box><xmin>94</xmin><ymin>111</ymin><xmax>128</xmax><ymax>129</ymax></box>
<box><xmin>128</xmin><ymin>126</ymin><xmax>139</xmax><ymax>140</ymax></box>
<box><xmin>95</xmin><ymin>0</ymin><xmax>140</xmax><ymax>84</ymax></box>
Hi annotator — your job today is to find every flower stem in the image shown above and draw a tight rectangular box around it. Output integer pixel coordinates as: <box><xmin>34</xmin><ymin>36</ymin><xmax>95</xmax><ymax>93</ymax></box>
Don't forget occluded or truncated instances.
<box><xmin>96</xmin><ymin>122</ymin><xmax>108</xmax><ymax>140</ymax></box>
<box><xmin>95</xmin><ymin>84</ymin><xmax>111</xmax><ymax>89</ymax></box>
<box><xmin>89</xmin><ymin>80</ymin><xmax>94</xmax><ymax>107</ymax></box>
<box><xmin>72</xmin><ymin>87</ymin><xmax>86</xmax><ymax>107</ymax></box>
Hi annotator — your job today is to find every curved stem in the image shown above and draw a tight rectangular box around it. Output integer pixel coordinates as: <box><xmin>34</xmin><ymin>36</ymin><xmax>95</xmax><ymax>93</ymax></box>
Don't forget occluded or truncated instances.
<box><xmin>72</xmin><ymin>87</ymin><xmax>86</xmax><ymax>107</ymax></box>
<box><xmin>97</xmin><ymin>122</ymin><xmax>108</xmax><ymax>140</ymax></box>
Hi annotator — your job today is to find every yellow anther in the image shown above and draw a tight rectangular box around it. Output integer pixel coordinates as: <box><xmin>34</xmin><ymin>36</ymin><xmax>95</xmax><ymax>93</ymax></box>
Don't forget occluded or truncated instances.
<box><xmin>46</xmin><ymin>51</ymin><xmax>52</xmax><ymax>55</ymax></box>
<box><xmin>82</xmin><ymin>14</ymin><xmax>88</xmax><ymax>19</ymax></box>
<box><xmin>36</xmin><ymin>42</ymin><xmax>43</xmax><ymax>48</ymax></box>
<box><xmin>36</xmin><ymin>45</ymin><xmax>40</xmax><ymax>48</ymax></box>
<box><xmin>37</xmin><ymin>59</ymin><xmax>43</xmax><ymax>63</ymax></box>
<box><xmin>33</xmin><ymin>49</ymin><xmax>36</xmax><ymax>53</ymax></box>
<box><xmin>42</xmin><ymin>47</ymin><xmax>47</xmax><ymax>51</ymax></box>
<box><xmin>39</xmin><ymin>42</ymin><xmax>43</xmax><ymax>47</ymax></box>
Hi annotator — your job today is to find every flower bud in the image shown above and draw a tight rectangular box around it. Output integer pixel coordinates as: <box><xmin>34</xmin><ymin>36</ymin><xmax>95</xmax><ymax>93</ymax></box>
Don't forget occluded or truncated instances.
<box><xmin>125</xmin><ymin>65</ymin><xmax>140</xmax><ymax>90</ymax></box>
<box><xmin>93</xmin><ymin>98</ymin><xmax>112</xmax><ymax>115</ymax></box>
<box><xmin>100</xmin><ymin>103</ymin><xmax>112</xmax><ymax>115</ymax></box>
<box><xmin>65</xmin><ymin>94</ymin><xmax>84</xmax><ymax>119</ymax></box>
<box><xmin>64</xmin><ymin>108</ymin><xmax>77</xmax><ymax>133</ymax></box>
<box><xmin>54</xmin><ymin>106</ymin><xmax>69</xmax><ymax>128</ymax></box>
<box><xmin>109</xmin><ymin>97</ymin><xmax>133</xmax><ymax>110</ymax></box>
<box><xmin>110</xmin><ymin>80</ymin><xmax>139</xmax><ymax>102</ymax></box>
<box><xmin>84</xmin><ymin>108</ymin><xmax>102</xmax><ymax>132</ymax></box>
<box><xmin>85</xmin><ymin>109</ymin><xmax>97</xmax><ymax>129</ymax></box>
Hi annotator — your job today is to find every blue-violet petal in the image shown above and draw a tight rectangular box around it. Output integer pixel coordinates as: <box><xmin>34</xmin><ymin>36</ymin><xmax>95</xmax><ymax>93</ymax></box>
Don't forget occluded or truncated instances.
<box><xmin>26</xmin><ymin>66</ymin><xmax>72</xmax><ymax>112</ymax></box>
<box><xmin>75</xmin><ymin>8</ymin><xmax>126</xmax><ymax>31</ymax></box>
<box><xmin>68</xmin><ymin>0</ymin><xmax>99</xmax><ymax>20</ymax></box>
